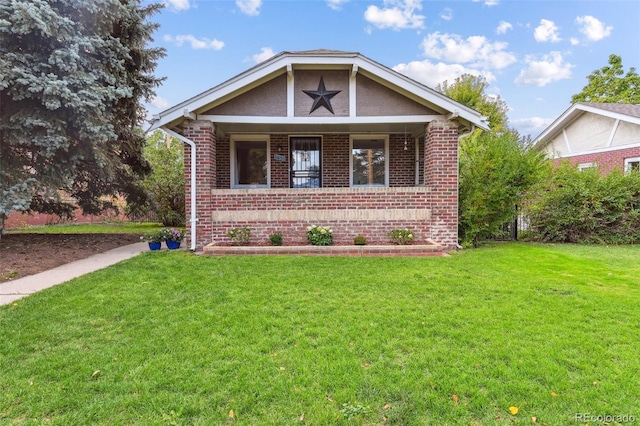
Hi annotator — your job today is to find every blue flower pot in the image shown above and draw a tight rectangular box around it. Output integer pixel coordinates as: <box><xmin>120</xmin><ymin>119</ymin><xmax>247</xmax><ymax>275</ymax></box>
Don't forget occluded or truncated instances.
<box><xmin>166</xmin><ymin>240</ymin><xmax>181</xmax><ymax>250</ymax></box>
<box><xmin>148</xmin><ymin>242</ymin><xmax>161</xmax><ymax>251</ymax></box>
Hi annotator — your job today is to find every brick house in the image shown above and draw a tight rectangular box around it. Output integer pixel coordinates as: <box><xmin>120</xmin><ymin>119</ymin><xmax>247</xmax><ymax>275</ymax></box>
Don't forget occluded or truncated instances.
<box><xmin>149</xmin><ymin>50</ymin><xmax>487</xmax><ymax>252</ymax></box>
<box><xmin>534</xmin><ymin>102</ymin><xmax>640</xmax><ymax>173</ymax></box>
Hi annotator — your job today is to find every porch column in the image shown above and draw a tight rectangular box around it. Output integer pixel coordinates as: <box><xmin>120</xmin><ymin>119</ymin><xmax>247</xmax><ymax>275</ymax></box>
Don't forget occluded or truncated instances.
<box><xmin>183</xmin><ymin>120</ymin><xmax>216</xmax><ymax>249</ymax></box>
<box><xmin>425</xmin><ymin>120</ymin><xmax>459</xmax><ymax>250</ymax></box>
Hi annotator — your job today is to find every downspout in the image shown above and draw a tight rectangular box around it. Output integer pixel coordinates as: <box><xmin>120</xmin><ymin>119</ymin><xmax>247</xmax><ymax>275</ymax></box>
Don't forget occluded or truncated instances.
<box><xmin>163</xmin><ymin>128</ymin><xmax>198</xmax><ymax>252</ymax></box>
<box><xmin>455</xmin><ymin>124</ymin><xmax>476</xmax><ymax>250</ymax></box>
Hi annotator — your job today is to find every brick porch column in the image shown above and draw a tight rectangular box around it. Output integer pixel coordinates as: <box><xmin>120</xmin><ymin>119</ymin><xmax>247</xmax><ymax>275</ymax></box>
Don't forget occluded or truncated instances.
<box><xmin>425</xmin><ymin>120</ymin><xmax>459</xmax><ymax>250</ymax></box>
<box><xmin>183</xmin><ymin>120</ymin><xmax>216</xmax><ymax>250</ymax></box>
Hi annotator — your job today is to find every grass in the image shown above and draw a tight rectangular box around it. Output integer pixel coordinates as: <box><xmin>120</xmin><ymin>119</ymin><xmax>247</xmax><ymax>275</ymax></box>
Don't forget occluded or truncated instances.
<box><xmin>6</xmin><ymin>221</ymin><xmax>163</xmax><ymax>235</ymax></box>
<box><xmin>1</xmin><ymin>243</ymin><xmax>639</xmax><ymax>425</ymax></box>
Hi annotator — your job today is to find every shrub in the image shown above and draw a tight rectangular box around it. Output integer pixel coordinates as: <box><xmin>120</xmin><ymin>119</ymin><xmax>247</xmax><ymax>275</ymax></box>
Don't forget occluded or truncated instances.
<box><xmin>389</xmin><ymin>228</ymin><xmax>414</xmax><ymax>245</ymax></box>
<box><xmin>226</xmin><ymin>226</ymin><xmax>251</xmax><ymax>245</ymax></box>
<box><xmin>525</xmin><ymin>163</ymin><xmax>640</xmax><ymax>244</ymax></box>
<box><xmin>353</xmin><ymin>235</ymin><xmax>367</xmax><ymax>245</ymax></box>
<box><xmin>269</xmin><ymin>233</ymin><xmax>283</xmax><ymax>246</ymax></box>
<box><xmin>306</xmin><ymin>225</ymin><xmax>333</xmax><ymax>246</ymax></box>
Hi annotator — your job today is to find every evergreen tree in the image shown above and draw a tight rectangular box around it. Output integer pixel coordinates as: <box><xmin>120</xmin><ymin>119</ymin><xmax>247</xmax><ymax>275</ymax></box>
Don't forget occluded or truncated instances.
<box><xmin>0</xmin><ymin>0</ymin><xmax>165</xmax><ymax>235</ymax></box>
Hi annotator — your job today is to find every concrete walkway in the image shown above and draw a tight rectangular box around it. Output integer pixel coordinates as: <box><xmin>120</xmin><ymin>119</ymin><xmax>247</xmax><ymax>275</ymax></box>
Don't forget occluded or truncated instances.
<box><xmin>0</xmin><ymin>242</ymin><xmax>148</xmax><ymax>306</ymax></box>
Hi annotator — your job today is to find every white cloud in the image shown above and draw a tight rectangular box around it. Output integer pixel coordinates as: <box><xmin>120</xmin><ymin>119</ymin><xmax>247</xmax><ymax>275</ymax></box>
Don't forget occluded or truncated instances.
<box><xmin>393</xmin><ymin>60</ymin><xmax>495</xmax><ymax>88</ymax></box>
<box><xmin>163</xmin><ymin>34</ymin><xmax>225</xmax><ymax>50</ymax></box>
<box><xmin>440</xmin><ymin>7</ymin><xmax>453</xmax><ymax>21</ymax></box>
<box><xmin>150</xmin><ymin>95</ymin><xmax>171</xmax><ymax>110</ymax></box>
<box><xmin>421</xmin><ymin>32</ymin><xmax>516</xmax><ymax>70</ymax></box>
<box><xmin>236</xmin><ymin>0</ymin><xmax>262</xmax><ymax>16</ymax></box>
<box><xmin>472</xmin><ymin>0</ymin><xmax>499</xmax><ymax>6</ymax></box>
<box><xmin>534</xmin><ymin>19</ymin><xmax>561</xmax><ymax>42</ymax></box>
<box><xmin>496</xmin><ymin>21</ymin><xmax>512</xmax><ymax>35</ymax></box>
<box><xmin>364</xmin><ymin>0</ymin><xmax>425</xmax><ymax>31</ymax></box>
<box><xmin>327</xmin><ymin>0</ymin><xmax>348</xmax><ymax>10</ymax></box>
<box><xmin>570</xmin><ymin>37</ymin><xmax>580</xmax><ymax>46</ymax></box>
<box><xmin>511</xmin><ymin>117</ymin><xmax>554</xmax><ymax>136</ymax></box>
<box><xmin>514</xmin><ymin>51</ymin><xmax>573</xmax><ymax>87</ymax></box>
<box><xmin>576</xmin><ymin>15</ymin><xmax>612</xmax><ymax>41</ymax></box>
<box><xmin>164</xmin><ymin>0</ymin><xmax>191</xmax><ymax>11</ymax></box>
<box><xmin>252</xmin><ymin>47</ymin><xmax>275</xmax><ymax>63</ymax></box>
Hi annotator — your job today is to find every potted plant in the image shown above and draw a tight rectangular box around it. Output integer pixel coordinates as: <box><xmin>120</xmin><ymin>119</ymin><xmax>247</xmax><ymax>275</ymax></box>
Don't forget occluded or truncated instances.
<box><xmin>162</xmin><ymin>228</ymin><xmax>184</xmax><ymax>250</ymax></box>
<box><xmin>143</xmin><ymin>230</ymin><xmax>164</xmax><ymax>251</ymax></box>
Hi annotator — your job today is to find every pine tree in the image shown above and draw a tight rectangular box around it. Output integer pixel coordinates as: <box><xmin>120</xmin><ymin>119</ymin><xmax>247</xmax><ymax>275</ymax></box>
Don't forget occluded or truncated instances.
<box><xmin>0</xmin><ymin>0</ymin><xmax>165</xmax><ymax>234</ymax></box>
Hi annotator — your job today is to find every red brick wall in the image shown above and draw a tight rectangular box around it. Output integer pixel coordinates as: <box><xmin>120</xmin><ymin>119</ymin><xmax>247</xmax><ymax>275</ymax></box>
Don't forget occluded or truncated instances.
<box><xmin>183</xmin><ymin>121</ymin><xmax>216</xmax><ymax>249</ymax></box>
<box><xmin>209</xmin><ymin>188</ymin><xmax>432</xmax><ymax>246</ymax></box>
<box><xmin>322</xmin><ymin>134</ymin><xmax>350</xmax><ymax>187</ymax></box>
<box><xmin>424</xmin><ymin>121</ymin><xmax>459</xmax><ymax>249</ymax></box>
<box><xmin>188</xmin><ymin>125</ymin><xmax>460</xmax><ymax>250</ymax></box>
<box><xmin>555</xmin><ymin>146</ymin><xmax>640</xmax><ymax>174</ymax></box>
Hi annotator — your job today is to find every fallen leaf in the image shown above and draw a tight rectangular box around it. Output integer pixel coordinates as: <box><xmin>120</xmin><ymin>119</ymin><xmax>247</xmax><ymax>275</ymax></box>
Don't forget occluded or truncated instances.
<box><xmin>349</xmin><ymin>342</ymin><xmax>354</xmax><ymax>347</ymax></box>
<box><xmin>327</xmin><ymin>395</ymin><xmax>334</xmax><ymax>402</ymax></box>
<box><xmin>531</xmin><ymin>416</ymin><xmax>537</xmax><ymax>423</ymax></box>
<box><xmin>550</xmin><ymin>392</ymin><xmax>557</xmax><ymax>397</ymax></box>
<box><xmin>509</xmin><ymin>406</ymin><xmax>519</xmax><ymax>415</ymax></box>
<box><xmin>91</xmin><ymin>370</ymin><xmax>100</xmax><ymax>377</ymax></box>
<box><xmin>228</xmin><ymin>409</ymin><xmax>234</xmax><ymax>419</ymax></box>
<box><xmin>429</xmin><ymin>381</ymin><xmax>435</xmax><ymax>389</ymax></box>
<box><xmin>361</xmin><ymin>362</ymin><xmax>371</xmax><ymax>368</ymax></box>
<box><xmin>593</xmin><ymin>381</ymin><xmax>598</xmax><ymax>385</ymax></box>
<box><xmin>383</xmin><ymin>403</ymin><xmax>391</xmax><ymax>410</ymax></box>
<box><xmin>299</xmin><ymin>412</ymin><xmax>305</xmax><ymax>422</ymax></box>
<box><xmin>452</xmin><ymin>394</ymin><xmax>459</xmax><ymax>405</ymax></box>
<box><xmin>279</xmin><ymin>366</ymin><xmax>286</xmax><ymax>371</ymax></box>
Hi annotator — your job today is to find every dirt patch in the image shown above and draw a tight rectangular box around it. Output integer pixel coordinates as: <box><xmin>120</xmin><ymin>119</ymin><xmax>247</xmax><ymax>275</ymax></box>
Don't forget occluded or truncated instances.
<box><xmin>0</xmin><ymin>233</ymin><xmax>142</xmax><ymax>282</ymax></box>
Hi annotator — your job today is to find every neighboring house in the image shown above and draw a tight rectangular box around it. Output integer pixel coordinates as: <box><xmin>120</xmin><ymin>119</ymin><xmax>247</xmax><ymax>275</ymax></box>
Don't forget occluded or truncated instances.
<box><xmin>534</xmin><ymin>103</ymin><xmax>640</xmax><ymax>173</ymax></box>
<box><xmin>149</xmin><ymin>50</ymin><xmax>487</xmax><ymax>251</ymax></box>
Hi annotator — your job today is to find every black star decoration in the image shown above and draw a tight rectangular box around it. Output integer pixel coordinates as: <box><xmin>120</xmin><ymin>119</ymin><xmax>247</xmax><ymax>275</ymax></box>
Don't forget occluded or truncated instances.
<box><xmin>303</xmin><ymin>76</ymin><xmax>341</xmax><ymax>114</ymax></box>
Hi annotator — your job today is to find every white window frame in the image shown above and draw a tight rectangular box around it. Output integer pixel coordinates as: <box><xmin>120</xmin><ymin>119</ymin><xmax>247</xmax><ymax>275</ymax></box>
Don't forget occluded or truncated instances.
<box><xmin>349</xmin><ymin>134</ymin><xmax>389</xmax><ymax>187</ymax></box>
<box><xmin>577</xmin><ymin>162</ymin><xmax>594</xmax><ymax>171</ymax></box>
<box><xmin>624</xmin><ymin>157</ymin><xmax>640</xmax><ymax>173</ymax></box>
<box><xmin>230</xmin><ymin>134</ymin><xmax>271</xmax><ymax>189</ymax></box>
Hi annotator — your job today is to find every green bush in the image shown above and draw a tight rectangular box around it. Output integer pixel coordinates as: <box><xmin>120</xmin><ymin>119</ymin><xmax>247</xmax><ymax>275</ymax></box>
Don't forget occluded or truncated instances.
<box><xmin>353</xmin><ymin>235</ymin><xmax>367</xmax><ymax>245</ymax></box>
<box><xmin>525</xmin><ymin>163</ymin><xmax>640</xmax><ymax>244</ymax></box>
<box><xmin>269</xmin><ymin>233</ymin><xmax>283</xmax><ymax>246</ymax></box>
<box><xmin>388</xmin><ymin>228</ymin><xmax>414</xmax><ymax>245</ymax></box>
<box><xmin>226</xmin><ymin>226</ymin><xmax>251</xmax><ymax>245</ymax></box>
<box><xmin>458</xmin><ymin>131</ymin><xmax>547</xmax><ymax>247</ymax></box>
<box><xmin>306</xmin><ymin>225</ymin><xmax>333</xmax><ymax>246</ymax></box>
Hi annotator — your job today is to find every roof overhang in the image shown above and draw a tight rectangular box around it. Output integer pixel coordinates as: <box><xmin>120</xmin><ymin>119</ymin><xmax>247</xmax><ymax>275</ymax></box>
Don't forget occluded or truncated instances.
<box><xmin>533</xmin><ymin>102</ymin><xmax>640</xmax><ymax>151</ymax></box>
<box><xmin>149</xmin><ymin>50</ymin><xmax>489</xmax><ymax>137</ymax></box>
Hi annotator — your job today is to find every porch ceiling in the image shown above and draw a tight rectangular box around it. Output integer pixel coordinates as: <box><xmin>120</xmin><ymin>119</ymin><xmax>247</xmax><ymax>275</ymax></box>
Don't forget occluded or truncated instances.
<box><xmin>212</xmin><ymin>120</ymin><xmax>430</xmax><ymax>137</ymax></box>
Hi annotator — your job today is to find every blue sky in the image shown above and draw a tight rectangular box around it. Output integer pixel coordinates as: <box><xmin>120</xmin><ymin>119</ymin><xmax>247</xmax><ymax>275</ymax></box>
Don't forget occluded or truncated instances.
<box><xmin>146</xmin><ymin>0</ymin><xmax>640</xmax><ymax>138</ymax></box>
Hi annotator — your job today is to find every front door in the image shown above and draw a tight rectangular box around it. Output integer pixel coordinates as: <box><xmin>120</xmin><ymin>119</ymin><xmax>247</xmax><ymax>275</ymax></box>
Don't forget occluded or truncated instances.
<box><xmin>290</xmin><ymin>137</ymin><xmax>321</xmax><ymax>188</ymax></box>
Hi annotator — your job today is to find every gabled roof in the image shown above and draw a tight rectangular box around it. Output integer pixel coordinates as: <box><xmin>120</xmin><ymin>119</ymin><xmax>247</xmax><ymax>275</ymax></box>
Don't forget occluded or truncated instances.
<box><xmin>149</xmin><ymin>50</ymin><xmax>488</xmax><ymax>134</ymax></box>
<box><xmin>534</xmin><ymin>102</ymin><xmax>640</xmax><ymax>150</ymax></box>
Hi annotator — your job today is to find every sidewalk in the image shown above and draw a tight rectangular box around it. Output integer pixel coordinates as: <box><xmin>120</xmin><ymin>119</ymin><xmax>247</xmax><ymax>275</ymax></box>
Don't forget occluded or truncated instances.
<box><xmin>0</xmin><ymin>242</ymin><xmax>148</xmax><ymax>306</ymax></box>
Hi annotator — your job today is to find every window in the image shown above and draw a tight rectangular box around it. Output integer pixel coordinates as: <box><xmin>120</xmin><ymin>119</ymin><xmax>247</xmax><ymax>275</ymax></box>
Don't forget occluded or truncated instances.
<box><xmin>351</xmin><ymin>136</ymin><xmax>388</xmax><ymax>186</ymax></box>
<box><xmin>232</xmin><ymin>137</ymin><xmax>269</xmax><ymax>188</ymax></box>
<box><xmin>577</xmin><ymin>162</ymin><xmax>594</xmax><ymax>171</ymax></box>
<box><xmin>625</xmin><ymin>157</ymin><xmax>640</xmax><ymax>173</ymax></box>
<box><xmin>290</xmin><ymin>137</ymin><xmax>321</xmax><ymax>188</ymax></box>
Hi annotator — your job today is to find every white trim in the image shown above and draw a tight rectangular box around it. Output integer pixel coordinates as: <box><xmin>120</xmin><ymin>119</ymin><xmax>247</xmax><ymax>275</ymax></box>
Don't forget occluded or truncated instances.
<box><xmin>577</xmin><ymin>162</ymin><xmax>594</xmax><ymax>171</ymax></box>
<box><xmin>197</xmin><ymin>114</ymin><xmax>444</xmax><ymax>125</ymax></box>
<box><xmin>286</xmin><ymin>65</ymin><xmax>294</xmax><ymax>117</ymax></box>
<box><xmin>606</xmin><ymin>119</ymin><xmax>620</xmax><ymax>148</ymax></box>
<box><xmin>230</xmin><ymin>134</ymin><xmax>271</xmax><ymax>189</ymax></box>
<box><xmin>549</xmin><ymin>141</ymin><xmax>640</xmax><ymax>158</ymax></box>
<box><xmin>562</xmin><ymin>128</ymin><xmax>572</xmax><ymax>154</ymax></box>
<box><xmin>349</xmin><ymin>65</ymin><xmax>357</xmax><ymax>117</ymax></box>
<box><xmin>349</xmin><ymin>134</ymin><xmax>389</xmax><ymax>187</ymax></box>
<box><xmin>624</xmin><ymin>156</ymin><xmax>640</xmax><ymax>172</ymax></box>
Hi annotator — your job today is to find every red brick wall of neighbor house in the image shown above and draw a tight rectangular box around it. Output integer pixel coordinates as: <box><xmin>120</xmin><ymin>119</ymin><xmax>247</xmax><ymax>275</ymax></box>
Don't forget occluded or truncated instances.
<box><xmin>424</xmin><ymin>120</ymin><xmax>459</xmax><ymax>249</ymax></box>
<box><xmin>183</xmin><ymin>121</ymin><xmax>216</xmax><ymax>249</ymax></box>
<box><xmin>554</xmin><ymin>146</ymin><xmax>640</xmax><ymax>174</ymax></box>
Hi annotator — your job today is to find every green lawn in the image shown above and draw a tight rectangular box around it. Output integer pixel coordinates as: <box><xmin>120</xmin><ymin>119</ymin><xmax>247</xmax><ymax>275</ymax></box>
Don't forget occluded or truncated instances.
<box><xmin>6</xmin><ymin>221</ymin><xmax>163</xmax><ymax>235</ymax></box>
<box><xmin>1</xmin><ymin>243</ymin><xmax>638</xmax><ymax>425</ymax></box>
